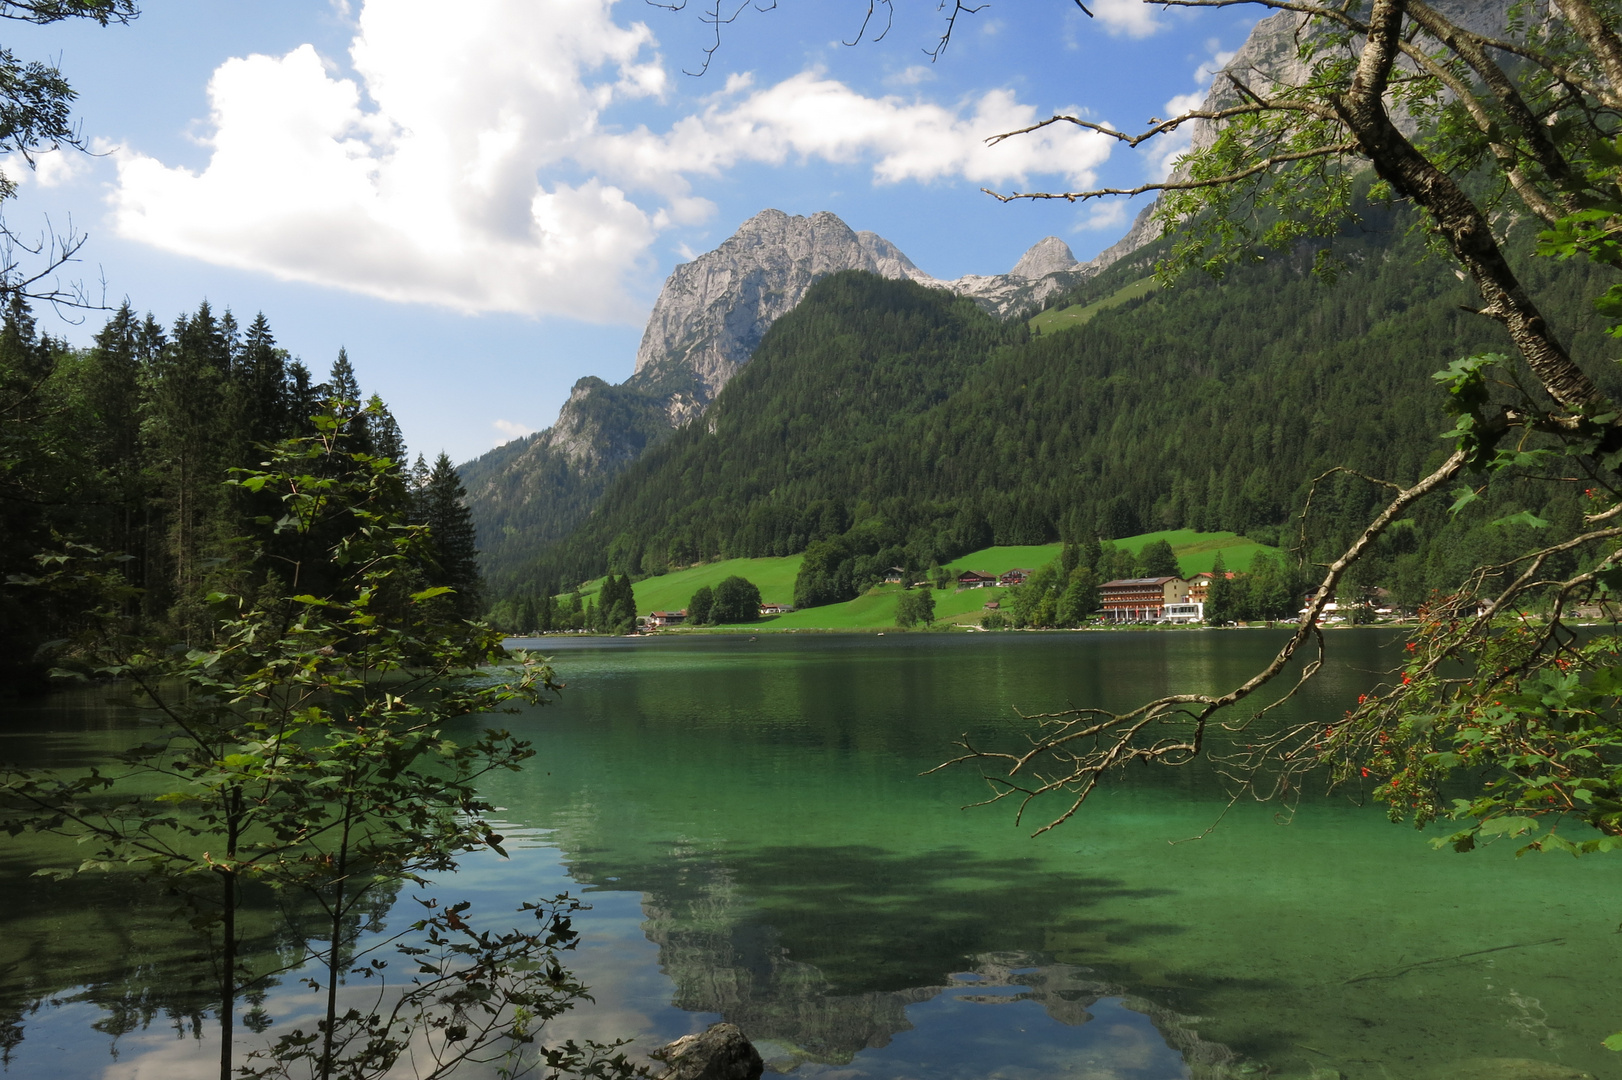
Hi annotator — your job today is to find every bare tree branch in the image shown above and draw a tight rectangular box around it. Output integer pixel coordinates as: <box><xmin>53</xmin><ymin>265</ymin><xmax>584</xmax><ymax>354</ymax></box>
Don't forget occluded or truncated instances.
<box><xmin>935</xmin><ymin>444</ymin><xmax>1471</xmax><ymax>835</ymax></box>
<box><xmin>981</xmin><ymin>144</ymin><xmax>1357</xmax><ymax>203</ymax></box>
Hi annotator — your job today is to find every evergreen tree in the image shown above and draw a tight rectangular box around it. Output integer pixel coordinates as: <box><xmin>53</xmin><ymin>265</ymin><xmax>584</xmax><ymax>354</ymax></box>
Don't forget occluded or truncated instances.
<box><xmin>285</xmin><ymin>361</ymin><xmax>320</xmax><ymax>436</ymax></box>
<box><xmin>327</xmin><ymin>347</ymin><xmax>362</xmax><ymax>405</ymax></box>
<box><xmin>420</xmin><ymin>452</ymin><xmax>482</xmax><ymax>619</ymax></box>
<box><xmin>368</xmin><ymin>394</ymin><xmax>408</xmax><ymax>473</ymax></box>
<box><xmin>326</xmin><ymin>348</ymin><xmax>371</xmax><ymax>454</ymax></box>
<box><xmin>143</xmin><ymin>301</ymin><xmax>237</xmax><ymax>635</ymax></box>
<box><xmin>237</xmin><ymin>312</ymin><xmax>289</xmax><ymax>451</ymax></box>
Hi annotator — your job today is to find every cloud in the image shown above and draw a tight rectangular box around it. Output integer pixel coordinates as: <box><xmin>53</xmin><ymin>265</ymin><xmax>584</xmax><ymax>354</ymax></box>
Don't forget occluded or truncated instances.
<box><xmin>108</xmin><ymin>0</ymin><xmax>1112</xmax><ymax>321</ymax></box>
<box><xmin>1</xmin><ymin>146</ymin><xmax>91</xmax><ymax>191</ymax></box>
<box><xmin>588</xmin><ymin>74</ymin><xmax>1109</xmax><ymax>196</ymax></box>
<box><xmin>1090</xmin><ymin>0</ymin><xmax>1166</xmax><ymax>39</ymax></box>
<box><xmin>1075</xmin><ymin>200</ymin><xmax>1129</xmax><ymax>232</ymax></box>
<box><xmin>493</xmin><ymin>418</ymin><xmax>535</xmax><ymax>442</ymax></box>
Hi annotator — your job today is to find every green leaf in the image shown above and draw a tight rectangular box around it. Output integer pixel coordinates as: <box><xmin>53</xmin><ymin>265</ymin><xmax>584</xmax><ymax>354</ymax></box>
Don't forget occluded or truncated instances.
<box><xmin>1603</xmin><ymin>1032</ymin><xmax>1622</xmax><ymax>1052</ymax></box>
<box><xmin>411</xmin><ymin>586</ymin><xmax>455</xmax><ymax>601</ymax></box>
<box><xmin>1448</xmin><ymin>488</ymin><xmax>1480</xmax><ymax>515</ymax></box>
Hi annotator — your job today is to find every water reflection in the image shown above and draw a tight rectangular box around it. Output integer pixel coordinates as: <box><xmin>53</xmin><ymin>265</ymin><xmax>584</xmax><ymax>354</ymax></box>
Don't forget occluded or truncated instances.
<box><xmin>567</xmin><ymin>833</ymin><xmax>1233</xmax><ymax>1077</ymax></box>
<box><xmin>4</xmin><ymin>633</ymin><xmax>1619</xmax><ymax>1080</ymax></box>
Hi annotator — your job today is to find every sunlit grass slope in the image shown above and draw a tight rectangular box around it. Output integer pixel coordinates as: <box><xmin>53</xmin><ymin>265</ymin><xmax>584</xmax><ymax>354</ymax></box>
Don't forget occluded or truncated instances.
<box><xmin>579</xmin><ymin>556</ymin><xmax>803</xmax><ymax>611</ymax></box>
<box><xmin>941</xmin><ymin>530</ymin><xmax>1276</xmax><ymax>578</ymax></box>
<box><xmin>1027</xmin><ymin>276</ymin><xmax>1157</xmax><ymax>336</ymax></box>
<box><xmin>572</xmin><ymin>529</ymin><xmax>1279</xmax><ymax>630</ymax></box>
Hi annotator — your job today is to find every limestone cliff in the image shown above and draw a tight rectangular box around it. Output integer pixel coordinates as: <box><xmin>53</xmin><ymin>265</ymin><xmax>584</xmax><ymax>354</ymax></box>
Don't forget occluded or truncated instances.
<box><xmin>627</xmin><ymin>209</ymin><xmax>935</xmax><ymax>422</ymax></box>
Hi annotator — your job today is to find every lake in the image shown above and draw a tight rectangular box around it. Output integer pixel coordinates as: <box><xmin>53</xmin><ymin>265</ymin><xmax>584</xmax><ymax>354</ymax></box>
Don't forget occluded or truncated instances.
<box><xmin>2</xmin><ymin>630</ymin><xmax>1618</xmax><ymax>1080</ymax></box>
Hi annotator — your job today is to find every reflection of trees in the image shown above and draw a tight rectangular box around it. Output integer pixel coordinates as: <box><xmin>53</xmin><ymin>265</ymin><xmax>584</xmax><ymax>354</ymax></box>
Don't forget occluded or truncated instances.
<box><xmin>0</xmin><ymin>858</ymin><xmax>402</xmax><ymax>1063</ymax></box>
<box><xmin>565</xmin><ymin>837</ymin><xmax>1236</xmax><ymax>1073</ymax></box>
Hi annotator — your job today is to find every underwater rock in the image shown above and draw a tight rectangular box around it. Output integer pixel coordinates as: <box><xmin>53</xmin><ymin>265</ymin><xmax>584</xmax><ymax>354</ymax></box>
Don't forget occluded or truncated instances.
<box><xmin>652</xmin><ymin>1022</ymin><xmax>765</xmax><ymax>1080</ymax></box>
<box><xmin>1429</xmin><ymin>1058</ymin><xmax>1594</xmax><ymax>1080</ymax></box>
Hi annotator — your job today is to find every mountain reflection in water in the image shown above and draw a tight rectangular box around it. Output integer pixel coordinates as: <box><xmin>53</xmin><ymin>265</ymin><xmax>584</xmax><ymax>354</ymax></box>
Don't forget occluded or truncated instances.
<box><xmin>3</xmin><ymin>633</ymin><xmax>1619</xmax><ymax>1080</ymax></box>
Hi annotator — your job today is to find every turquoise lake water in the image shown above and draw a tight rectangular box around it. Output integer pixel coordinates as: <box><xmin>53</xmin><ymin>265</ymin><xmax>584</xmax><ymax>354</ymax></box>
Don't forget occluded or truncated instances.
<box><xmin>2</xmin><ymin>630</ymin><xmax>1618</xmax><ymax>1079</ymax></box>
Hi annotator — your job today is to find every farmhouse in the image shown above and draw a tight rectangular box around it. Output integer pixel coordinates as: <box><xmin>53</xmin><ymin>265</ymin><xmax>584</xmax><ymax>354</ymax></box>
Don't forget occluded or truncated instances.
<box><xmin>759</xmin><ymin>603</ymin><xmax>793</xmax><ymax>616</ymax></box>
<box><xmin>998</xmin><ymin>568</ymin><xmax>1032</xmax><ymax>587</ymax></box>
<box><xmin>1186</xmin><ymin>570</ymin><xmax>1235</xmax><ymax>605</ymax></box>
<box><xmin>956</xmin><ymin>570</ymin><xmax>996</xmax><ymax>589</ymax></box>
<box><xmin>648</xmin><ymin>610</ymin><xmax>687</xmax><ymax>627</ymax></box>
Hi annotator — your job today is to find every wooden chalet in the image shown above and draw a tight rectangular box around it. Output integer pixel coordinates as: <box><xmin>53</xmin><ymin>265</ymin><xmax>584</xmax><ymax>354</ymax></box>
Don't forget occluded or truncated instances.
<box><xmin>957</xmin><ymin>570</ymin><xmax>996</xmax><ymax>589</ymax></box>
<box><xmin>1186</xmin><ymin>571</ymin><xmax>1235</xmax><ymax>605</ymax></box>
<box><xmin>648</xmin><ymin>610</ymin><xmax>687</xmax><ymax>628</ymax></box>
<box><xmin>759</xmin><ymin>603</ymin><xmax>793</xmax><ymax>616</ymax></box>
<box><xmin>998</xmin><ymin>568</ymin><xmax>1033</xmax><ymax>587</ymax></box>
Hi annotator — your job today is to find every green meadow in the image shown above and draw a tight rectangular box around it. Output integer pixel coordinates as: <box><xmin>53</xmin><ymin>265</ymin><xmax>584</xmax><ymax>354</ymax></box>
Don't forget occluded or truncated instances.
<box><xmin>564</xmin><ymin>529</ymin><xmax>1278</xmax><ymax>631</ymax></box>
<box><xmin>1027</xmin><ymin>276</ymin><xmax>1157</xmax><ymax>337</ymax></box>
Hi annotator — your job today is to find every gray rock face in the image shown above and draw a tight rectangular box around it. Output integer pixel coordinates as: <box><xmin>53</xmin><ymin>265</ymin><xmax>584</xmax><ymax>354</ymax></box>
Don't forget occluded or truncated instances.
<box><xmin>651</xmin><ymin>1023</ymin><xmax>764</xmax><ymax>1080</ymax></box>
<box><xmin>933</xmin><ymin>235</ymin><xmax>1090</xmax><ymax>317</ymax></box>
<box><xmin>628</xmin><ymin>209</ymin><xmax>927</xmax><ymax>418</ymax></box>
<box><xmin>1010</xmin><ymin>236</ymin><xmax>1079</xmax><ymax>279</ymax></box>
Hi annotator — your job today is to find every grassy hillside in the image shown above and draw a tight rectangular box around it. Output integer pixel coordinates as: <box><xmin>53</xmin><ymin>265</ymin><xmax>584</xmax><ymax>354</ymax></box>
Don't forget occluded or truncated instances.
<box><xmin>1027</xmin><ymin>276</ymin><xmax>1156</xmax><ymax>336</ymax></box>
<box><xmin>578</xmin><ymin>556</ymin><xmax>803</xmax><ymax>611</ymax></box>
<box><xmin>555</xmin><ymin>530</ymin><xmax>1276</xmax><ymax>630</ymax></box>
<box><xmin>941</xmin><ymin>530</ymin><xmax>1275</xmax><ymax>578</ymax></box>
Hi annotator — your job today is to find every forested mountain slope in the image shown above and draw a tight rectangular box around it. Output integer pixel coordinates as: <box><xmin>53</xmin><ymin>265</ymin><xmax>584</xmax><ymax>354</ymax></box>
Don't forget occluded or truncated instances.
<box><xmin>459</xmin><ymin>216</ymin><xmax>1104</xmax><ymax>579</ymax></box>
<box><xmin>495</xmin><ymin>201</ymin><xmax>1618</xmax><ymax>605</ymax></box>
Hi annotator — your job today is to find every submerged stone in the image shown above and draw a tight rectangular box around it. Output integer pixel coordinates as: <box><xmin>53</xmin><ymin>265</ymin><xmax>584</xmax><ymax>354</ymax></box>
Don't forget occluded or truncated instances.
<box><xmin>652</xmin><ymin>1022</ymin><xmax>765</xmax><ymax>1080</ymax></box>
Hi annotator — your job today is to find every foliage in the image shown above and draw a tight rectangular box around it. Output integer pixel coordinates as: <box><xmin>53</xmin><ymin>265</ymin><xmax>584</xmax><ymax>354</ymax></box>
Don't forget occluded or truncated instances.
<box><xmin>2</xmin><ymin>407</ymin><xmax>633</xmax><ymax>1079</ymax></box>
<box><xmin>687</xmin><ymin>583</ymin><xmax>714</xmax><ymax>625</ymax></box>
<box><xmin>711</xmin><ymin>574</ymin><xmax>761</xmax><ymax>623</ymax></box>
<box><xmin>0</xmin><ymin>299</ymin><xmax>409</xmax><ymax>690</ymax></box>
<box><xmin>895</xmin><ymin>586</ymin><xmax>935</xmax><ymax>627</ymax></box>
<box><xmin>0</xmin><ymin>1</ymin><xmax>137</xmax><ymax>309</ymax></box>
<box><xmin>1136</xmin><ymin>539</ymin><xmax>1181</xmax><ymax>578</ymax></box>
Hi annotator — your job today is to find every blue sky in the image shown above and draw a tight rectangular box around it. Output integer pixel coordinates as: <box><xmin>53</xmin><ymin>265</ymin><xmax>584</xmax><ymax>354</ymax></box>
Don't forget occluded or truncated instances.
<box><xmin>5</xmin><ymin>0</ymin><xmax>1264</xmax><ymax>463</ymax></box>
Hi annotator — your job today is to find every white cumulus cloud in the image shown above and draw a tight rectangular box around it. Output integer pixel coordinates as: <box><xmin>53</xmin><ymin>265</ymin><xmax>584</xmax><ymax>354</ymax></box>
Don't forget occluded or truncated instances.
<box><xmin>108</xmin><ymin>0</ymin><xmax>1113</xmax><ymax>321</ymax></box>
<box><xmin>492</xmin><ymin>418</ymin><xmax>535</xmax><ymax>442</ymax></box>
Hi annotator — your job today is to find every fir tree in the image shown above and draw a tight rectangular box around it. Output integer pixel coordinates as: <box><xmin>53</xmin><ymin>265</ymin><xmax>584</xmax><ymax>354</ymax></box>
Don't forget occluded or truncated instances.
<box><xmin>420</xmin><ymin>452</ymin><xmax>482</xmax><ymax>619</ymax></box>
<box><xmin>237</xmin><ymin>312</ymin><xmax>289</xmax><ymax>451</ymax></box>
<box><xmin>368</xmin><ymin>394</ymin><xmax>408</xmax><ymax>473</ymax></box>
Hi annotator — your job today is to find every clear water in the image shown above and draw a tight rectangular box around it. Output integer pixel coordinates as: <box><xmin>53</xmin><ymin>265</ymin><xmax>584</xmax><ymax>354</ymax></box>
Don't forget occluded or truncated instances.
<box><xmin>2</xmin><ymin>630</ymin><xmax>1618</xmax><ymax>1080</ymax></box>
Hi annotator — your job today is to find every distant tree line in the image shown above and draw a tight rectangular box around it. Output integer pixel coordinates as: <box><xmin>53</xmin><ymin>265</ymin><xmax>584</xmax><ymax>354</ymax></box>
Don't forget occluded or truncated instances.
<box><xmin>0</xmin><ymin>298</ymin><xmax>481</xmax><ymax>689</ymax></box>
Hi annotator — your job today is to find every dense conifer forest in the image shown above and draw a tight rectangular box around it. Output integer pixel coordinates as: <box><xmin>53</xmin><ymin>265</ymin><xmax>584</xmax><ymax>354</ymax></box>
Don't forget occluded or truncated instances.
<box><xmin>0</xmin><ymin>300</ymin><xmax>481</xmax><ymax>689</ymax></box>
<box><xmin>495</xmin><ymin>203</ymin><xmax>1620</xmax><ymax>612</ymax></box>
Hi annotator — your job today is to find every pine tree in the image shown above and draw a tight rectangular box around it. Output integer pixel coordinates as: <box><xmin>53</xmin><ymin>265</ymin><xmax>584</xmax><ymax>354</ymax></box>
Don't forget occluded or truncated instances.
<box><xmin>327</xmin><ymin>347</ymin><xmax>361</xmax><ymax>405</ymax></box>
<box><xmin>420</xmin><ymin>452</ymin><xmax>482</xmax><ymax>619</ymax></box>
<box><xmin>286</xmin><ymin>361</ymin><xmax>320</xmax><ymax>435</ymax></box>
<box><xmin>326</xmin><ymin>349</ymin><xmax>371</xmax><ymax>454</ymax></box>
<box><xmin>237</xmin><ymin>312</ymin><xmax>289</xmax><ymax>451</ymax></box>
<box><xmin>368</xmin><ymin>394</ymin><xmax>408</xmax><ymax>473</ymax></box>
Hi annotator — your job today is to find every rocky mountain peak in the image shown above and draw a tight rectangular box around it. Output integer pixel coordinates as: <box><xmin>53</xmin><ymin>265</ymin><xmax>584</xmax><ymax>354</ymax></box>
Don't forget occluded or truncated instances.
<box><xmin>627</xmin><ymin>209</ymin><xmax>930</xmax><ymax>417</ymax></box>
<box><xmin>1010</xmin><ymin>237</ymin><xmax>1079</xmax><ymax>280</ymax></box>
